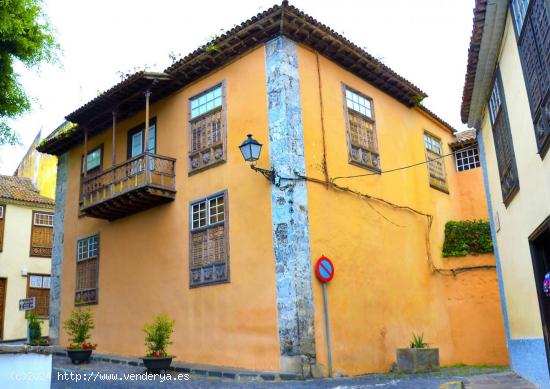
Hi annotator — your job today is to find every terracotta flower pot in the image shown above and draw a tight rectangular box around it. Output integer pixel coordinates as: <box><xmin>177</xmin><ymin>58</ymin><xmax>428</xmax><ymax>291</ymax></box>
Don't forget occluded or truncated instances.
<box><xmin>142</xmin><ymin>356</ymin><xmax>173</xmax><ymax>373</ymax></box>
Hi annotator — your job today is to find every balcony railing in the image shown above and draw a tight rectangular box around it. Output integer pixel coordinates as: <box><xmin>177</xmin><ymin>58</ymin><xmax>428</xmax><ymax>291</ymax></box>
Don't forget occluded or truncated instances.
<box><xmin>80</xmin><ymin>152</ymin><xmax>176</xmax><ymax>220</ymax></box>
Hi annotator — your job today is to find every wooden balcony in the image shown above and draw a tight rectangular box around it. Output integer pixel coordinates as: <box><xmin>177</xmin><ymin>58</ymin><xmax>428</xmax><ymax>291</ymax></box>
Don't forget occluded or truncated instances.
<box><xmin>80</xmin><ymin>153</ymin><xmax>176</xmax><ymax>220</ymax></box>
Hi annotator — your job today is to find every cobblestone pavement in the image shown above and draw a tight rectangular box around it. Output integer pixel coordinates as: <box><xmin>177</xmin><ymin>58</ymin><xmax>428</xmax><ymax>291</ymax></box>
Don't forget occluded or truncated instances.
<box><xmin>50</xmin><ymin>356</ymin><xmax>537</xmax><ymax>389</ymax></box>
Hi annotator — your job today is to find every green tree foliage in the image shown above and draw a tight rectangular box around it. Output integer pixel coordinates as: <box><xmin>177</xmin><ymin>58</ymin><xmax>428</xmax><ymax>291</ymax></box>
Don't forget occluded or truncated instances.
<box><xmin>63</xmin><ymin>307</ymin><xmax>95</xmax><ymax>348</ymax></box>
<box><xmin>0</xmin><ymin>0</ymin><xmax>58</xmax><ymax>145</ymax></box>
<box><xmin>442</xmin><ymin>220</ymin><xmax>493</xmax><ymax>257</ymax></box>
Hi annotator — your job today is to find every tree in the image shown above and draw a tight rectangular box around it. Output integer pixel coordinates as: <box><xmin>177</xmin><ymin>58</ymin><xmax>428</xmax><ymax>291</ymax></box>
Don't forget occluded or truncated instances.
<box><xmin>0</xmin><ymin>0</ymin><xmax>58</xmax><ymax>145</ymax></box>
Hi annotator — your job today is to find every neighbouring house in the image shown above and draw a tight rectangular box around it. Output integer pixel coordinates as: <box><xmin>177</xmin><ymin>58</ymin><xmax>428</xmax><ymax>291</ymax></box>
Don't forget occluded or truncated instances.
<box><xmin>14</xmin><ymin>130</ymin><xmax>58</xmax><ymax>200</ymax></box>
<box><xmin>37</xmin><ymin>1</ymin><xmax>507</xmax><ymax>377</ymax></box>
<box><xmin>0</xmin><ymin>176</ymin><xmax>54</xmax><ymax>341</ymax></box>
<box><xmin>461</xmin><ymin>0</ymin><xmax>550</xmax><ymax>387</ymax></box>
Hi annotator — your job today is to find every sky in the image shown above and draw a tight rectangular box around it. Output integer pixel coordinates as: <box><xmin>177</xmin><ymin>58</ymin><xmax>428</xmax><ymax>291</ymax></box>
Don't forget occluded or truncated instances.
<box><xmin>0</xmin><ymin>0</ymin><xmax>475</xmax><ymax>174</ymax></box>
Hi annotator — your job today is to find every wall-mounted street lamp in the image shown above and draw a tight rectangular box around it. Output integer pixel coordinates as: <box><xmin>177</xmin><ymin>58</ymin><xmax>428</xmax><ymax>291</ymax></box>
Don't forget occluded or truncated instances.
<box><xmin>238</xmin><ymin>134</ymin><xmax>276</xmax><ymax>184</ymax></box>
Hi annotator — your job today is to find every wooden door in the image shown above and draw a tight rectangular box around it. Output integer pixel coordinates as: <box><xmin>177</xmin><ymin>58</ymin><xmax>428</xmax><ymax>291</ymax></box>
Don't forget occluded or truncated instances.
<box><xmin>0</xmin><ymin>278</ymin><xmax>6</xmax><ymax>340</ymax></box>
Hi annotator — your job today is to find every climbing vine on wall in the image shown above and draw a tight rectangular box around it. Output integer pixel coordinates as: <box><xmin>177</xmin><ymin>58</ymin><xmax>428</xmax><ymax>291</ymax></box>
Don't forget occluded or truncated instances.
<box><xmin>442</xmin><ymin>220</ymin><xmax>493</xmax><ymax>257</ymax></box>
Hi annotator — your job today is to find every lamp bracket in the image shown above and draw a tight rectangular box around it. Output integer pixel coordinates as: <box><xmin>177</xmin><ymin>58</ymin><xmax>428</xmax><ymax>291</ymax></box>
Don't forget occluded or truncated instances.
<box><xmin>250</xmin><ymin>165</ymin><xmax>277</xmax><ymax>185</ymax></box>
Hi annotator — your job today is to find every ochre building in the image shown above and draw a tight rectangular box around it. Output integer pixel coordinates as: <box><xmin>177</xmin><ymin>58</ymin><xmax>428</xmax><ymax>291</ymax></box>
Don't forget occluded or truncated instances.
<box><xmin>38</xmin><ymin>2</ymin><xmax>507</xmax><ymax>377</ymax></box>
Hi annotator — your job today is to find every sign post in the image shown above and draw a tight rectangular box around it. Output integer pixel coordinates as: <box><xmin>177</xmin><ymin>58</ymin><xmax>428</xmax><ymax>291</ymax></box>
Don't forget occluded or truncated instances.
<box><xmin>315</xmin><ymin>256</ymin><xmax>335</xmax><ymax>377</ymax></box>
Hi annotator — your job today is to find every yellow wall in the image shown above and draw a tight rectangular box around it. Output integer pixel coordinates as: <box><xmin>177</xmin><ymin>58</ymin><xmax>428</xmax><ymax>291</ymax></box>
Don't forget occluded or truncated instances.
<box><xmin>15</xmin><ymin>136</ymin><xmax>57</xmax><ymax>200</ymax></box>
<box><xmin>480</xmin><ymin>13</ymin><xmax>550</xmax><ymax>340</ymax></box>
<box><xmin>298</xmin><ymin>45</ymin><xmax>507</xmax><ymax>374</ymax></box>
<box><xmin>59</xmin><ymin>46</ymin><xmax>281</xmax><ymax>371</ymax></box>
<box><xmin>0</xmin><ymin>204</ymin><xmax>51</xmax><ymax>340</ymax></box>
<box><xmin>57</xmin><ymin>41</ymin><xmax>507</xmax><ymax>375</ymax></box>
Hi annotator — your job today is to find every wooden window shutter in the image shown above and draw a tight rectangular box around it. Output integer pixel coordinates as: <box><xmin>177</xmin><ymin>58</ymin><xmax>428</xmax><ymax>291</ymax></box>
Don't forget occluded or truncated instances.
<box><xmin>26</xmin><ymin>274</ymin><xmax>50</xmax><ymax>318</ymax></box>
<box><xmin>189</xmin><ymin>193</ymin><xmax>228</xmax><ymax>287</ymax></box>
<box><xmin>491</xmin><ymin>71</ymin><xmax>520</xmax><ymax>205</ymax></box>
<box><xmin>75</xmin><ymin>235</ymin><xmax>99</xmax><ymax>305</ymax></box>
<box><xmin>515</xmin><ymin>0</ymin><xmax>550</xmax><ymax>153</ymax></box>
<box><xmin>0</xmin><ymin>205</ymin><xmax>4</xmax><ymax>252</ymax></box>
<box><xmin>188</xmin><ymin>84</ymin><xmax>226</xmax><ymax>173</ymax></box>
<box><xmin>30</xmin><ymin>211</ymin><xmax>53</xmax><ymax>257</ymax></box>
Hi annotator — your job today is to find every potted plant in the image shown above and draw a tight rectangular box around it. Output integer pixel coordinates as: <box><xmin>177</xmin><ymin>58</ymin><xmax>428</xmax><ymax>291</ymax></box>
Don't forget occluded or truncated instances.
<box><xmin>63</xmin><ymin>307</ymin><xmax>96</xmax><ymax>364</ymax></box>
<box><xmin>26</xmin><ymin>311</ymin><xmax>48</xmax><ymax>346</ymax></box>
<box><xmin>396</xmin><ymin>333</ymin><xmax>439</xmax><ymax>373</ymax></box>
<box><xmin>142</xmin><ymin>313</ymin><xmax>175</xmax><ymax>373</ymax></box>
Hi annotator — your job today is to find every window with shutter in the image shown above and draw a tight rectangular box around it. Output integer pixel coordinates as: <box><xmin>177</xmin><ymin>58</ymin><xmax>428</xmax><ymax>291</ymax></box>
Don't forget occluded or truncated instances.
<box><xmin>513</xmin><ymin>0</ymin><xmax>550</xmax><ymax>155</ymax></box>
<box><xmin>489</xmin><ymin>71</ymin><xmax>520</xmax><ymax>205</ymax></box>
<box><xmin>75</xmin><ymin>235</ymin><xmax>99</xmax><ymax>305</ymax></box>
<box><xmin>26</xmin><ymin>274</ymin><xmax>50</xmax><ymax>318</ymax></box>
<box><xmin>0</xmin><ymin>204</ymin><xmax>4</xmax><ymax>252</ymax></box>
<box><xmin>189</xmin><ymin>192</ymin><xmax>229</xmax><ymax>287</ymax></box>
<box><xmin>343</xmin><ymin>86</ymin><xmax>381</xmax><ymax>171</ymax></box>
<box><xmin>424</xmin><ymin>133</ymin><xmax>448</xmax><ymax>193</ymax></box>
<box><xmin>188</xmin><ymin>84</ymin><xmax>226</xmax><ymax>173</ymax></box>
<box><xmin>30</xmin><ymin>211</ymin><xmax>53</xmax><ymax>257</ymax></box>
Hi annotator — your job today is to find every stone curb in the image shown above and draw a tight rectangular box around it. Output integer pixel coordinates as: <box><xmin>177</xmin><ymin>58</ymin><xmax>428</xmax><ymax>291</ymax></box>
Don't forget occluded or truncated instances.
<box><xmin>0</xmin><ymin>344</ymin><xmax>56</xmax><ymax>355</ymax></box>
<box><xmin>52</xmin><ymin>348</ymin><xmax>302</xmax><ymax>382</ymax></box>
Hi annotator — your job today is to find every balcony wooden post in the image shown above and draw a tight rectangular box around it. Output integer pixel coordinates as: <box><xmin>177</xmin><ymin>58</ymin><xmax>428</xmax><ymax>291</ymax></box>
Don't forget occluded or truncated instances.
<box><xmin>83</xmin><ymin>125</ymin><xmax>88</xmax><ymax>178</ymax></box>
<box><xmin>144</xmin><ymin>90</ymin><xmax>151</xmax><ymax>182</ymax></box>
<box><xmin>112</xmin><ymin>111</ymin><xmax>117</xmax><ymax>166</ymax></box>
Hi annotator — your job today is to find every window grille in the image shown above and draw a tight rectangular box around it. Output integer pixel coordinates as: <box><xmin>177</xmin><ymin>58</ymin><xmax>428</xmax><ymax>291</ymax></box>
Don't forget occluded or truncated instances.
<box><xmin>189</xmin><ymin>85</ymin><xmax>226</xmax><ymax>172</ymax></box>
<box><xmin>75</xmin><ymin>235</ymin><xmax>99</xmax><ymax>304</ymax></box>
<box><xmin>512</xmin><ymin>0</ymin><xmax>530</xmax><ymax>33</ymax></box>
<box><xmin>190</xmin><ymin>193</ymin><xmax>228</xmax><ymax>287</ymax></box>
<box><xmin>455</xmin><ymin>147</ymin><xmax>481</xmax><ymax>172</ymax></box>
<box><xmin>344</xmin><ymin>87</ymin><xmax>380</xmax><ymax>171</ymax></box>
<box><xmin>424</xmin><ymin>133</ymin><xmax>448</xmax><ymax>192</ymax></box>
<box><xmin>30</xmin><ymin>211</ymin><xmax>53</xmax><ymax>257</ymax></box>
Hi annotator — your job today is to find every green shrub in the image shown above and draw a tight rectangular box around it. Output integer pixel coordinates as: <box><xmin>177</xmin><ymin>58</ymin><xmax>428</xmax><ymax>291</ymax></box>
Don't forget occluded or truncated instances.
<box><xmin>410</xmin><ymin>333</ymin><xmax>428</xmax><ymax>349</ymax></box>
<box><xmin>26</xmin><ymin>311</ymin><xmax>42</xmax><ymax>343</ymax></box>
<box><xmin>442</xmin><ymin>220</ymin><xmax>493</xmax><ymax>257</ymax></box>
<box><xmin>63</xmin><ymin>307</ymin><xmax>95</xmax><ymax>350</ymax></box>
<box><xmin>143</xmin><ymin>313</ymin><xmax>175</xmax><ymax>358</ymax></box>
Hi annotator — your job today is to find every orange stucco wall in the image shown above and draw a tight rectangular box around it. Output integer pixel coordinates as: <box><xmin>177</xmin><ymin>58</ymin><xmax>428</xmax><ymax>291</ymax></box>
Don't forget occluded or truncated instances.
<box><xmin>297</xmin><ymin>45</ymin><xmax>508</xmax><ymax>375</ymax></box>
<box><xmin>59</xmin><ymin>46</ymin><xmax>281</xmax><ymax>371</ymax></box>
<box><xmin>58</xmin><ymin>41</ymin><xmax>507</xmax><ymax>375</ymax></box>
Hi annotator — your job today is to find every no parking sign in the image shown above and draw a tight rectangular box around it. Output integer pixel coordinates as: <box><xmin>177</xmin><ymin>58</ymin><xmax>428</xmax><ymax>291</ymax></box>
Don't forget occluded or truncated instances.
<box><xmin>315</xmin><ymin>256</ymin><xmax>335</xmax><ymax>283</ymax></box>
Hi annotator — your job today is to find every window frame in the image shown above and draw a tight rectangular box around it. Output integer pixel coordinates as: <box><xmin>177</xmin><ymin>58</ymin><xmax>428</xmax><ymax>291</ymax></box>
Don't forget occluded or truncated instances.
<box><xmin>341</xmin><ymin>83</ymin><xmax>381</xmax><ymax>173</ymax></box>
<box><xmin>81</xmin><ymin>144</ymin><xmax>104</xmax><ymax>175</ymax></box>
<box><xmin>188</xmin><ymin>190</ymin><xmax>230</xmax><ymax>288</ymax></box>
<box><xmin>75</xmin><ymin>234</ymin><xmax>100</xmax><ymax>306</ymax></box>
<box><xmin>29</xmin><ymin>210</ymin><xmax>53</xmax><ymax>258</ymax></box>
<box><xmin>424</xmin><ymin>131</ymin><xmax>449</xmax><ymax>194</ymax></box>
<box><xmin>489</xmin><ymin>70</ymin><xmax>520</xmax><ymax>206</ymax></box>
<box><xmin>187</xmin><ymin>82</ymin><xmax>227</xmax><ymax>175</ymax></box>
<box><xmin>511</xmin><ymin>0</ymin><xmax>550</xmax><ymax>158</ymax></box>
<box><xmin>26</xmin><ymin>272</ymin><xmax>51</xmax><ymax>319</ymax></box>
<box><xmin>126</xmin><ymin>117</ymin><xmax>157</xmax><ymax>159</ymax></box>
<box><xmin>454</xmin><ymin>146</ymin><xmax>481</xmax><ymax>172</ymax></box>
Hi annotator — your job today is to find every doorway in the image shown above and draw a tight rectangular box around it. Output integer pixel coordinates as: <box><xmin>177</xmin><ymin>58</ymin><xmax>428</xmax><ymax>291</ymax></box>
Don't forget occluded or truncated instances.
<box><xmin>529</xmin><ymin>217</ymin><xmax>550</xmax><ymax>375</ymax></box>
<box><xmin>0</xmin><ymin>278</ymin><xmax>6</xmax><ymax>340</ymax></box>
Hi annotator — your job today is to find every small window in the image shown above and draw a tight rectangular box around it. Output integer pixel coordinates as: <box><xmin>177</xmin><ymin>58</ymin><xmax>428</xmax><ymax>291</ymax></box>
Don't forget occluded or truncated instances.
<box><xmin>189</xmin><ymin>192</ymin><xmax>228</xmax><ymax>287</ymax></box>
<box><xmin>75</xmin><ymin>235</ymin><xmax>99</xmax><ymax>305</ymax></box>
<box><xmin>0</xmin><ymin>205</ymin><xmax>4</xmax><ymax>219</ymax></box>
<box><xmin>30</xmin><ymin>211</ymin><xmax>53</xmax><ymax>257</ymax></box>
<box><xmin>82</xmin><ymin>146</ymin><xmax>102</xmax><ymax>173</ymax></box>
<box><xmin>455</xmin><ymin>147</ymin><xmax>481</xmax><ymax>172</ymax></box>
<box><xmin>189</xmin><ymin>84</ymin><xmax>226</xmax><ymax>173</ymax></box>
<box><xmin>511</xmin><ymin>0</ymin><xmax>530</xmax><ymax>34</ymax></box>
<box><xmin>343</xmin><ymin>86</ymin><xmax>380</xmax><ymax>171</ymax></box>
<box><xmin>424</xmin><ymin>133</ymin><xmax>448</xmax><ymax>193</ymax></box>
<box><xmin>127</xmin><ymin>119</ymin><xmax>157</xmax><ymax>159</ymax></box>
<box><xmin>27</xmin><ymin>274</ymin><xmax>50</xmax><ymax>318</ymax></box>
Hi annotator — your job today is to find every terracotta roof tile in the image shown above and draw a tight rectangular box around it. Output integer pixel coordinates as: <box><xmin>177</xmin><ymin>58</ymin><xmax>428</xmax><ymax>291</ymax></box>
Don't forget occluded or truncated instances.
<box><xmin>0</xmin><ymin>175</ymin><xmax>55</xmax><ymax>208</ymax></box>
<box><xmin>449</xmin><ymin>129</ymin><xmax>477</xmax><ymax>150</ymax></box>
